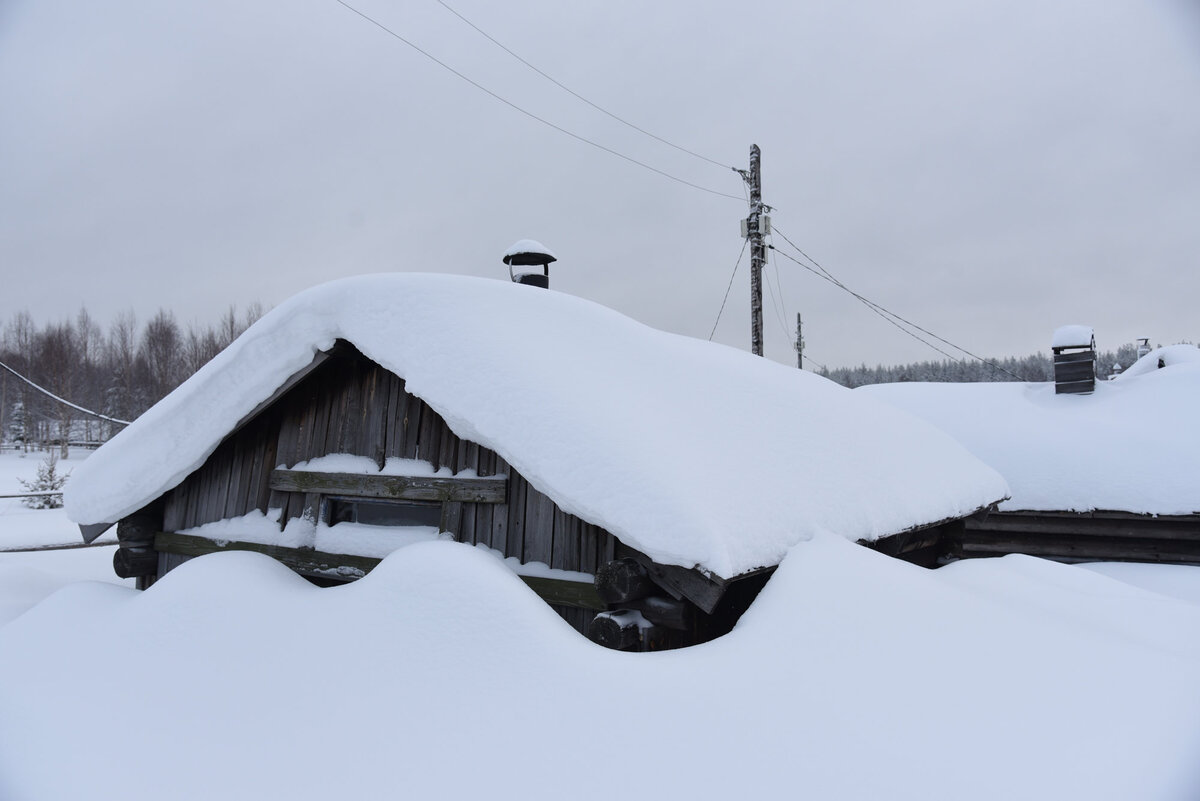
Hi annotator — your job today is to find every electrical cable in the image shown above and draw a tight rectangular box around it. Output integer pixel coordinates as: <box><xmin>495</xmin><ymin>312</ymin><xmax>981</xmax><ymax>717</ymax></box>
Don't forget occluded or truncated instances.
<box><xmin>709</xmin><ymin>238</ymin><xmax>748</xmax><ymax>340</ymax></box>
<box><xmin>434</xmin><ymin>0</ymin><xmax>733</xmax><ymax>170</ymax></box>
<box><xmin>335</xmin><ymin>0</ymin><xmax>744</xmax><ymax>201</ymax></box>
<box><xmin>0</xmin><ymin>359</ymin><xmax>131</xmax><ymax>427</ymax></box>
<box><xmin>769</xmin><ymin>244</ymin><xmax>963</xmax><ymax>363</ymax></box>
<box><xmin>770</xmin><ymin>225</ymin><xmax>1026</xmax><ymax>380</ymax></box>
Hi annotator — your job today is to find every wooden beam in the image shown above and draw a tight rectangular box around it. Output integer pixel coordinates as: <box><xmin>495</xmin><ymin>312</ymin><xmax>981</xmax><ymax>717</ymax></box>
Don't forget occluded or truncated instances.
<box><xmin>270</xmin><ymin>469</ymin><xmax>507</xmax><ymax>503</ymax></box>
<box><xmin>154</xmin><ymin>532</ymin><xmax>603</xmax><ymax>608</ymax></box>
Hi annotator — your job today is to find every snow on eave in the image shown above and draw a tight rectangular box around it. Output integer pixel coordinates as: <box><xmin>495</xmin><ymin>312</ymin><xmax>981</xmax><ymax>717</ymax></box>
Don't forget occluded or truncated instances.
<box><xmin>65</xmin><ymin>273</ymin><xmax>1008</xmax><ymax>578</ymax></box>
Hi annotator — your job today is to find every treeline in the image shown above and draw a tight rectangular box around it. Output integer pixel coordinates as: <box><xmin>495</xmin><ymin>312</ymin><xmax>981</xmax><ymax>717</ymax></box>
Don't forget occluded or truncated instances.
<box><xmin>820</xmin><ymin>343</ymin><xmax>1144</xmax><ymax>388</ymax></box>
<box><xmin>1</xmin><ymin>304</ymin><xmax>263</xmax><ymax>455</ymax></box>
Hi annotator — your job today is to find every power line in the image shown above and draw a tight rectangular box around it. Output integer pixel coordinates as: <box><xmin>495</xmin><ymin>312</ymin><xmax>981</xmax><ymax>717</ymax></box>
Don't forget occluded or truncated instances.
<box><xmin>763</xmin><ymin>269</ymin><xmax>790</xmax><ymax>342</ymax></box>
<box><xmin>0</xmin><ymin>359</ymin><xmax>131</xmax><ymax>427</ymax></box>
<box><xmin>772</xmin><ymin>244</ymin><xmax>963</xmax><ymax>363</ymax></box>
<box><xmin>769</xmin><ymin>225</ymin><xmax>1025</xmax><ymax>379</ymax></box>
<box><xmin>709</xmin><ymin>238</ymin><xmax>748</xmax><ymax>340</ymax></box>
<box><xmin>335</xmin><ymin>0</ymin><xmax>744</xmax><ymax>201</ymax></box>
<box><xmin>434</xmin><ymin>0</ymin><xmax>733</xmax><ymax>171</ymax></box>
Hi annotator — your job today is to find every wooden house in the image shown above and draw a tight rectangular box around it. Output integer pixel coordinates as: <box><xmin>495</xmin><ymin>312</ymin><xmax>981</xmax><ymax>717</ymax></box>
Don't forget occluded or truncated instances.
<box><xmin>67</xmin><ymin>274</ymin><xmax>1008</xmax><ymax>650</ymax></box>
<box><xmin>861</xmin><ymin>343</ymin><xmax>1200</xmax><ymax>567</ymax></box>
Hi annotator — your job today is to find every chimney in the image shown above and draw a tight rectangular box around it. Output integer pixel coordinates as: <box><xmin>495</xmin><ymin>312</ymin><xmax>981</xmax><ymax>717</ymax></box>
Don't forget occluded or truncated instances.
<box><xmin>503</xmin><ymin>239</ymin><xmax>557</xmax><ymax>289</ymax></box>
<box><xmin>1051</xmin><ymin>325</ymin><xmax>1096</xmax><ymax>395</ymax></box>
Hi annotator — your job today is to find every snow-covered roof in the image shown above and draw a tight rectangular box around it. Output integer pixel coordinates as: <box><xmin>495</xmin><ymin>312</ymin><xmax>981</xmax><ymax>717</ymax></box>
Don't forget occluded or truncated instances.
<box><xmin>1051</xmin><ymin>324</ymin><xmax>1094</xmax><ymax>349</ymax></box>
<box><xmin>860</xmin><ymin>346</ymin><xmax>1200</xmax><ymax>515</ymax></box>
<box><xmin>65</xmin><ymin>273</ymin><xmax>1007</xmax><ymax>578</ymax></box>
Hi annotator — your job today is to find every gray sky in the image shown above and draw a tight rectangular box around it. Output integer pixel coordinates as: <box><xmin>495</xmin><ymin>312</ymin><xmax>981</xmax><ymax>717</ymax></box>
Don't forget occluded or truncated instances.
<box><xmin>2</xmin><ymin>0</ymin><xmax>1198</xmax><ymax>370</ymax></box>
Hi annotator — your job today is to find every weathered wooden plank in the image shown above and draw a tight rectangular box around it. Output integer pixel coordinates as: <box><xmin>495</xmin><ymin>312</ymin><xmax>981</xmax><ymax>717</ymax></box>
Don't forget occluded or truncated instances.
<box><xmin>270</xmin><ymin>470</ymin><xmax>507</xmax><ymax>503</ymax></box>
<box><xmin>623</xmin><ymin>548</ymin><xmax>728</xmax><ymax>615</ymax></box>
<box><xmin>364</xmin><ymin>365</ymin><xmax>388</xmax><ymax>469</ymax></box>
<box><xmin>436</xmin><ymin>419</ymin><xmax>458</xmax><ymax>476</ymax></box>
<box><xmin>578</xmin><ymin>522</ymin><xmax>599</xmax><ymax>575</ymax></box>
<box><xmin>958</xmin><ymin>534</ymin><xmax>1200</xmax><ymax>564</ymax></box>
<box><xmin>473</xmin><ymin>502</ymin><xmax>493</xmax><ymax>549</ymax></box>
<box><xmin>222</xmin><ymin>436</ymin><xmax>245</xmax><ymax>521</ymax></box>
<box><xmin>163</xmin><ymin>485</ymin><xmax>187</xmax><ymax>532</ymax></box>
<box><xmin>505</xmin><ymin>473</ymin><xmax>527</xmax><ymax>561</ymax></box>
<box><xmin>966</xmin><ymin>511</ymin><xmax>1200</xmax><ymax>541</ymax></box>
<box><xmin>551</xmin><ymin>509</ymin><xmax>579</xmax><ymax>572</ymax></box>
<box><xmin>440</xmin><ymin>501</ymin><xmax>464</xmax><ymax>539</ymax></box>
<box><xmin>601</xmin><ymin>529</ymin><xmax>616</xmax><ymax>565</ymax></box>
<box><xmin>399</xmin><ymin>383</ymin><xmax>421</xmax><ymax>461</ymax></box>
<box><xmin>382</xmin><ymin>373</ymin><xmax>404</xmax><ymax>463</ymax></box>
<box><xmin>275</xmin><ymin>401</ymin><xmax>302</xmax><ymax>470</ymax></box>
<box><xmin>523</xmin><ymin>486</ymin><xmax>555</xmax><ymax>565</ymax></box>
<box><xmin>417</xmin><ymin>399</ymin><xmax>442</xmax><ymax>469</ymax></box>
<box><xmin>460</xmin><ymin>501</ymin><xmax>478</xmax><ymax>545</ymax></box>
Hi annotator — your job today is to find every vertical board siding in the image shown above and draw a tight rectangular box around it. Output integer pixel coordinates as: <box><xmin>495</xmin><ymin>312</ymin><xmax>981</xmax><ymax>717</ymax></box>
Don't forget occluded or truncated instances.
<box><xmin>160</xmin><ymin>345</ymin><xmax>614</xmax><ymax>583</ymax></box>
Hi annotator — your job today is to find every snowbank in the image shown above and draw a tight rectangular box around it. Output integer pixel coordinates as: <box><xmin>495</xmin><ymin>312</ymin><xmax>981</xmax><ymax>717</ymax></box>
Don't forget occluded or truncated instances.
<box><xmin>1</xmin><ymin>536</ymin><xmax>1198</xmax><ymax>800</ymax></box>
<box><xmin>65</xmin><ymin>274</ymin><xmax>1007</xmax><ymax>577</ymax></box>
<box><xmin>860</xmin><ymin>350</ymin><xmax>1200</xmax><ymax>513</ymax></box>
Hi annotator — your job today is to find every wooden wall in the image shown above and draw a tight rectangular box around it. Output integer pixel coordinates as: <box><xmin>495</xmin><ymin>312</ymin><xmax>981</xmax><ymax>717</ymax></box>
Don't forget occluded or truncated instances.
<box><xmin>159</xmin><ymin>343</ymin><xmax>615</xmax><ymax>587</ymax></box>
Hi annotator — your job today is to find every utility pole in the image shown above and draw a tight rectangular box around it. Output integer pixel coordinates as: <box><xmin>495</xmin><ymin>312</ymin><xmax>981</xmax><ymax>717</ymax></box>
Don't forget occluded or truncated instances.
<box><xmin>795</xmin><ymin>313</ymin><xmax>804</xmax><ymax>369</ymax></box>
<box><xmin>747</xmin><ymin>145</ymin><xmax>766</xmax><ymax>356</ymax></box>
<box><xmin>735</xmin><ymin>144</ymin><xmax>771</xmax><ymax>357</ymax></box>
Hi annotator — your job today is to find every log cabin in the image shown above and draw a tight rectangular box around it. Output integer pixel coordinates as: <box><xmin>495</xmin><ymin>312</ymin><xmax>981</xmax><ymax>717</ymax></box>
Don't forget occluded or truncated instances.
<box><xmin>65</xmin><ymin>273</ymin><xmax>1008</xmax><ymax>650</ymax></box>
<box><xmin>861</xmin><ymin>343</ymin><xmax>1200</xmax><ymax>566</ymax></box>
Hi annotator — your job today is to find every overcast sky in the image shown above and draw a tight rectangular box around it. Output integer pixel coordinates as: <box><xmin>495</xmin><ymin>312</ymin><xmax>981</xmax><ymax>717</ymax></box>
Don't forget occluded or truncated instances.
<box><xmin>2</xmin><ymin>0</ymin><xmax>1198</xmax><ymax>370</ymax></box>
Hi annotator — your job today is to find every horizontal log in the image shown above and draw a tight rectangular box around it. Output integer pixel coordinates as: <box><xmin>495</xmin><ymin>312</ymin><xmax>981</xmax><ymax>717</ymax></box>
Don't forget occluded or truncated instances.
<box><xmin>621</xmin><ymin>549</ymin><xmax>729</xmax><ymax>615</ymax></box>
<box><xmin>270</xmin><ymin>469</ymin><xmax>507</xmax><ymax>503</ymax></box>
<box><xmin>966</xmin><ymin>512</ymin><xmax>1200</xmax><ymax>541</ymax></box>
<box><xmin>588</xmin><ymin>610</ymin><xmax>648</xmax><ymax>650</ymax></box>
<box><xmin>113</xmin><ymin>545</ymin><xmax>158</xmax><ymax>579</ymax></box>
<box><xmin>623</xmin><ymin>595</ymin><xmax>692</xmax><ymax>631</ymax></box>
<box><xmin>155</xmin><ymin>532</ymin><xmax>604</xmax><ymax>607</ymax></box>
<box><xmin>594</xmin><ymin>558</ymin><xmax>656</xmax><ymax>604</ymax></box>
<box><xmin>958</xmin><ymin>535</ymin><xmax>1200</xmax><ymax>564</ymax></box>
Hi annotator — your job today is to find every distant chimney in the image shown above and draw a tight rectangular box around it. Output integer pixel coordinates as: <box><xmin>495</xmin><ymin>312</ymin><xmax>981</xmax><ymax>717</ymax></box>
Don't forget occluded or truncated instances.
<box><xmin>1051</xmin><ymin>325</ymin><xmax>1096</xmax><ymax>395</ymax></box>
<box><xmin>503</xmin><ymin>239</ymin><xmax>557</xmax><ymax>289</ymax></box>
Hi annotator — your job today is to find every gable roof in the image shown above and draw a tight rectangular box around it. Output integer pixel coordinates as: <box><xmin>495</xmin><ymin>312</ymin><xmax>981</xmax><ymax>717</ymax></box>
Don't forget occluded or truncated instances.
<box><xmin>860</xmin><ymin>345</ymin><xmax>1200</xmax><ymax>516</ymax></box>
<box><xmin>65</xmin><ymin>273</ymin><xmax>1007</xmax><ymax>578</ymax></box>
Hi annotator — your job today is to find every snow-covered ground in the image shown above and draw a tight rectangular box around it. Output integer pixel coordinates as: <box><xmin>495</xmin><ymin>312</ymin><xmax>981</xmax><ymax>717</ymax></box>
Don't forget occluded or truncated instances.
<box><xmin>0</xmin><ymin>450</ymin><xmax>129</xmax><ymax>625</ymax></box>
<box><xmin>3</xmin><ymin>447</ymin><xmax>1200</xmax><ymax>799</ymax></box>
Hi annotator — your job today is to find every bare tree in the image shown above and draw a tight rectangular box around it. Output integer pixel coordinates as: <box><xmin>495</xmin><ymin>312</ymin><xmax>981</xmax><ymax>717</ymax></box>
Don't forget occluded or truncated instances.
<box><xmin>139</xmin><ymin>309</ymin><xmax>184</xmax><ymax>404</ymax></box>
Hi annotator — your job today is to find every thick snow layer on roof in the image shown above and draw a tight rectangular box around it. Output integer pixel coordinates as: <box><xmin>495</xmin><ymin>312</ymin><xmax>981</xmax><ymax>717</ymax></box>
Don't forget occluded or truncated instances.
<box><xmin>1051</xmin><ymin>324</ymin><xmax>1094</xmax><ymax>349</ymax></box>
<box><xmin>3</xmin><ymin>537</ymin><xmax>1200</xmax><ymax>800</ymax></box>
<box><xmin>1114</xmin><ymin>342</ymin><xmax>1200</xmax><ymax>379</ymax></box>
<box><xmin>65</xmin><ymin>274</ymin><xmax>1006</xmax><ymax>577</ymax></box>
<box><xmin>860</xmin><ymin>351</ymin><xmax>1200</xmax><ymax>514</ymax></box>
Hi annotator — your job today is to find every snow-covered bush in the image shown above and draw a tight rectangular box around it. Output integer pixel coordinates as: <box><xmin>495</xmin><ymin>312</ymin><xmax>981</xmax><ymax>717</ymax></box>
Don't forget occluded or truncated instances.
<box><xmin>18</xmin><ymin>451</ymin><xmax>69</xmax><ymax>509</ymax></box>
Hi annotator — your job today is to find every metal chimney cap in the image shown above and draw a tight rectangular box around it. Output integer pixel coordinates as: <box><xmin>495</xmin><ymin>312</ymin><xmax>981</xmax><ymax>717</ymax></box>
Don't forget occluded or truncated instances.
<box><xmin>502</xmin><ymin>239</ymin><xmax>557</xmax><ymax>267</ymax></box>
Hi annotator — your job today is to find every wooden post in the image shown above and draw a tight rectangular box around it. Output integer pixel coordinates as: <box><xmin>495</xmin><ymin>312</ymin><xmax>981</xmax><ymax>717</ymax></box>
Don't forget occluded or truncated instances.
<box><xmin>748</xmin><ymin>144</ymin><xmax>765</xmax><ymax>357</ymax></box>
<box><xmin>795</xmin><ymin>313</ymin><xmax>803</xmax><ymax>369</ymax></box>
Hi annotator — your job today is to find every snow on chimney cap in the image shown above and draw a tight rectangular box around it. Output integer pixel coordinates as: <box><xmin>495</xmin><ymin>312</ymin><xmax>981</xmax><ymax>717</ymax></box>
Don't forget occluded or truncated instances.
<box><xmin>1052</xmin><ymin>325</ymin><xmax>1094</xmax><ymax>350</ymax></box>
<box><xmin>503</xmin><ymin>239</ymin><xmax>557</xmax><ymax>267</ymax></box>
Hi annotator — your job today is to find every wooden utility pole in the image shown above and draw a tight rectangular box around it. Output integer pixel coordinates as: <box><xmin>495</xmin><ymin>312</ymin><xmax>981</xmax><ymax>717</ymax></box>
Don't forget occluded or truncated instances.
<box><xmin>795</xmin><ymin>313</ymin><xmax>804</xmax><ymax>369</ymax></box>
<box><xmin>747</xmin><ymin>144</ymin><xmax>765</xmax><ymax>357</ymax></box>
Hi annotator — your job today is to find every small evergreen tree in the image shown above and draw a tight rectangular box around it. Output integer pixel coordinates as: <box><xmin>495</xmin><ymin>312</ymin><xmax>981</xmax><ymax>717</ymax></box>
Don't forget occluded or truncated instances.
<box><xmin>8</xmin><ymin>400</ymin><xmax>26</xmax><ymax>445</ymax></box>
<box><xmin>18</xmin><ymin>451</ymin><xmax>69</xmax><ymax>509</ymax></box>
